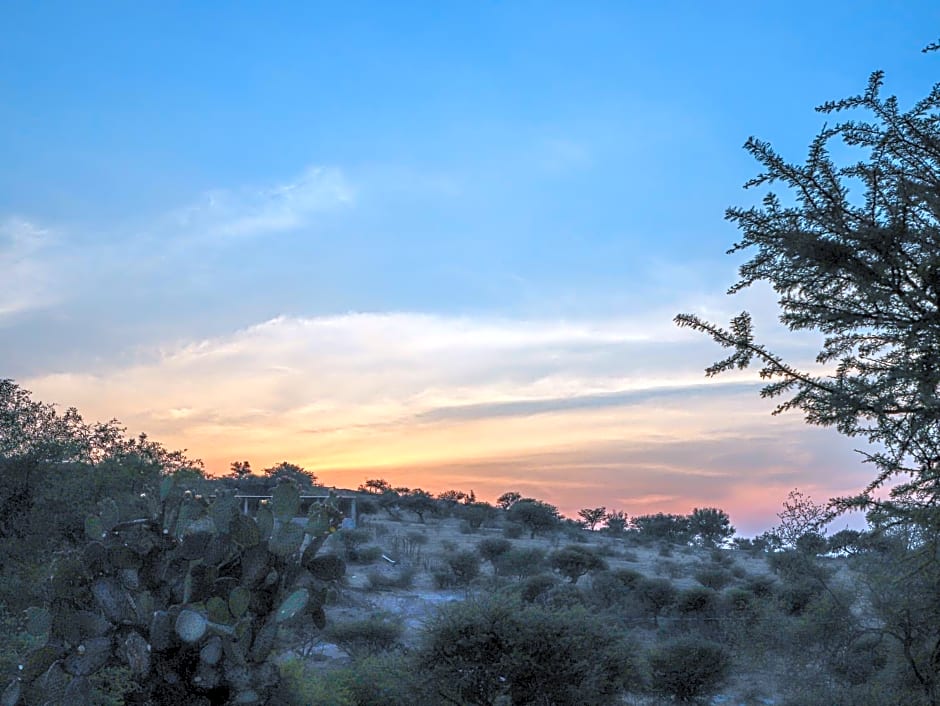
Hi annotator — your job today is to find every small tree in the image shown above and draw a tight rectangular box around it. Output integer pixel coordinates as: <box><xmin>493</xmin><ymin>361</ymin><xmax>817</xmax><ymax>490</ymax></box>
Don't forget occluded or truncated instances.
<box><xmin>774</xmin><ymin>488</ymin><xmax>829</xmax><ymax>548</ymax></box>
<box><xmin>399</xmin><ymin>488</ymin><xmax>436</xmax><ymax>523</ymax></box>
<box><xmin>359</xmin><ymin>478</ymin><xmax>392</xmax><ymax>494</ymax></box>
<box><xmin>549</xmin><ymin>545</ymin><xmax>607</xmax><ymax>583</ymax></box>
<box><xmin>506</xmin><ymin>498</ymin><xmax>561</xmax><ymax>538</ymax></box>
<box><xmin>603</xmin><ymin>510</ymin><xmax>628</xmax><ymax>535</ymax></box>
<box><xmin>631</xmin><ymin>513</ymin><xmax>692</xmax><ymax>544</ymax></box>
<box><xmin>477</xmin><ymin>537</ymin><xmax>512</xmax><ymax>573</ymax></box>
<box><xmin>262</xmin><ymin>461</ymin><xmax>317</xmax><ymax>492</ymax></box>
<box><xmin>577</xmin><ymin>506</ymin><xmax>607</xmax><ymax>531</ymax></box>
<box><xmin>227</xmin><ymin>460</ymin><xmax>252</xmax><ymax>480</ymax></box>
<box><xmin>496</xmin><ymin>491</ymin><xmax>522</xmax><ymax>510</ymax></box>
<box><xmin>648</xmin><ymin>637</ymin><xmax>732</xmax><ymax>704</ymax></box>
<box><xmin>688</xmin><ymin>507</ymin><xmax>735</xmax><ymax>547</ymax></box>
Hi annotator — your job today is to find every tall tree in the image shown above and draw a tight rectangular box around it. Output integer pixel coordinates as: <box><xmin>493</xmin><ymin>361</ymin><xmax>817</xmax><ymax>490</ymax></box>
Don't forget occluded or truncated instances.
<box><xmin>675</xmin><ymin>56</ymin><xmax>940</xmax><ymax>527</ymax></box>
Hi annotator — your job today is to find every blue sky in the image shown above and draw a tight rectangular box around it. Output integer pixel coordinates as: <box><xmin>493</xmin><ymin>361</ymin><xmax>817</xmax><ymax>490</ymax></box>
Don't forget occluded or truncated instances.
<box><xmin>3</xmin><ymin>2</ymin><xmax>938</xmax><ymax>532</ymax></box>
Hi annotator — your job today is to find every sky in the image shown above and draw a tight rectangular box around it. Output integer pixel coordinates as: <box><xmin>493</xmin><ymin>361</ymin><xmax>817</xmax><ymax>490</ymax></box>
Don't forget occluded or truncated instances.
<box><xmin>2</xmin><ymin>2</ymin><xmax>939</xmax><ymax>534</ymax></box>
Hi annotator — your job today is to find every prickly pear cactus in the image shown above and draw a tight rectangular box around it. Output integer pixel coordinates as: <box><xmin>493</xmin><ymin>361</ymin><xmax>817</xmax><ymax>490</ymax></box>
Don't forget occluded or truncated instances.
<box><xmin>2</xmin><ymin>479</ymin><xmax>345</xmax><ymax>705</ymax></box>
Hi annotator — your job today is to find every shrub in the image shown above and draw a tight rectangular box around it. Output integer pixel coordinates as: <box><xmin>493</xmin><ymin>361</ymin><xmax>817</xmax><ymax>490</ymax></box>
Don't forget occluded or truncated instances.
<box><xmin>549</xmin><ymin>545</ymin><xmax>607</xmax><ymax>583</ymax></box>
<box><xmin>447</xmin><ymin>550</ymin><xmax>481</xmax><ymax>585</ymax></box>
<box><xmin>694</xmin><ymin>566</ymin><xmax>734</xmax><ymax>591</ymax></box>
<box><xmin>588</xmin><ymin>568</ymin><xmax>643</xmax><ymax>609</ymax></box>
<box><xmin>494</xmin><ymin>547</ymin><xmax>546</xmax><ymax>579</ymax></box>
<box><xmin>654</xmin><ymin>558</ymin><xmax>686</xmax><ymax>579</ymax></box>
<box><xmin>344</xmin><ymin>652</ymin><xmax>430</xmax><ymax>706</ymax></box>
<box><xmin>648</xmin><ymin>637</ymin><xmax>732</xmax><ymax>704</ymax></box>
<box><xmin>677</xmin><ymin>586</ymin><xmax>720</xmax><ymax>616</ymax></box>
<box><xmin>477</xmin><ymin>537</ymin><xmax>512</xmax><ymax>567</ymax></box>
<box><xmin>416</xmin><ymin>596</ymin><xmax>642</xmax><ymax>705</ymax></box>
<box><xmin>366</xmin><ymin>566</ymin><xmax>416</xmax><ymax>591</ymax></box>
<box><xmin>744</xmin><ymin>574</ymin><xmax>777</xmax><ymax>598</ymax></box>
<box><xmin>276</xmin><ymin>657</ymin><xmax>355</xmax><ymax>705</ymax></box>
<box><xmin>520</xmin><ymin>573</ymin><xmax>560</xmax><ymax>604</ymax></box>
<box><xmin>635</xmin><ymin>577</ymin><xmax>678</xmax><ymax>627</ymax></box>
<box><xmin>502</xmin><ymin>522</ymin><xmax>524</xmax><ymax>539</ymax></box>
<box><xmin>355</xmin><ymin>545</ymin><xmax>384</xmax><ymax>564</ymax></box>
<box><xmin>336</xmin><ymin>527</ymin><xmax>373</xmax><ymax>561</ymax></box>
<box><xmin>323</xmin><ymin>614</ymin><xmax>404</xmax><ymax>657</ymax></box>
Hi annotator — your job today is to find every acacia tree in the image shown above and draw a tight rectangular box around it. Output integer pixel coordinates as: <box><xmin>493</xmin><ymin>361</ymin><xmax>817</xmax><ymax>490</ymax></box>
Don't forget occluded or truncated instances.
<box><xmin>773</xmin><ymin>488</ymin><xmax>829</xmax><ymax>547</ymax></box>
<box><xmin>688</xmin><ymin>507</ymin><xmax>735</xmax><ymax>547</ymax></box>
<box><xmin>675</xmin><ymin>55</ymin><xmax>940</xmax><ymax>528</ymax></box>
<box><xmin>577</xmin><ymin>506</ymin><xmax>607</xmax><ymax>531</ymax></box>
<box><xmin>675</xmin><ymin>50</ymin><xmax>940</xmax><ymax>705</ymax></box>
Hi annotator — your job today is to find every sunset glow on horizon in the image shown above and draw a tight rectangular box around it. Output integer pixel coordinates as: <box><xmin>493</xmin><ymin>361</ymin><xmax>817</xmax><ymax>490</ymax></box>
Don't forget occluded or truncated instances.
<box><xmin>4</xmin><ymin>2</ymin><xmax>936</xmax><ymax>536</ymax></box>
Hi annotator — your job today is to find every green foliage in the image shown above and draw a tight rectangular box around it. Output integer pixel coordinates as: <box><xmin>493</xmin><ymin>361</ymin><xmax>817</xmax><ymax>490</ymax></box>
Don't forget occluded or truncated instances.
<box><xmin>635</xmin><ymin>576</ymin><xmax>677</xmax><ymax>627</ymax></box>
<box><xmin>548</xmin><ymin>544</ymin><xmax>607</xmax><ymax>583</ymax></box>
<box><xmin>416</xmin><ymin>596</ymin><xmax>641</xmax><ymax>705</ymax></box>
<box><xmin>323</xmin><ymin>614</ymin><xmax>404</xmax><ymax>657</ymax></box>
<box><xmin>496</xmin><ymin>491</ymin><xmax>521</xmax><ymax>510</ymax></box>
<box><xmin>577</xmin><ymin>506</ymin><xmax>607</xmax><ymax>530</ymax></box>
<box><xmin>647</xmin><ymin>637</ymin><xmax>732</xmax><ymax>704</ymax></box>
<box><xmin>587</xmin><ymin>568</ymin><xmax>643</xmax><ymax>610</ymax></box>
<box><xmin>10</xmin><ymin>480</ymin><xmax>344</xmax><ymax>705</ymax></box>
<box><xmin>603</xmin><ymin>509</ymin><xmax>628</xmax><ymax>535</ymax></box>
<box><xmin>494</xmin><ymin>546</ymin><xmax>546</xmax><ymax>579</ymax></box>
<box><xmin>519</xmin><ymin>574</ymin><xmax>560</xmax><ymax>604</ymax></box>
<box><xmin>694</xmin><ymin>565</ymin><xmax>734</xmax><ymax>591</ymax></box>
<box><xmin>334</xmin><ymin>527</ymin><xmax>372</xmax><ymax>561</ymax></box>
<box><xmin>631</xmin><ymin>513</ymin><xmax>692</xmax><ymax>544</ymax></box>
<box><xmin>458</xmin><ymin>502</ymin><xmax>497</xmax><ymax>530</ymax></box>
<box><xmin>476</xmin><ymin>537</ymin><xmax>512</xmax><ymax>568</ymax></box>
<box><xmin>446</xmin><ymin>550</ymin><xmax>481</xmax><ymax>585</ymax></box>
<box><xmin>262</xmin><ymin>461</ymin><xmax>316</xmax><ymax>492</ymax></box>
<box><xmin>796</xmin><ymin>531</ymin><xmax>829</xmax><ymax>556</ymax></box>
<box><xmin>688</xmin><ymin>507</ymin><xmax>735</xmax><ymax>547</ymax></box>
<box><xmin>505</xmin><ymin>498</ymin><xmax>561</xmax><ymax>538</ymax></box>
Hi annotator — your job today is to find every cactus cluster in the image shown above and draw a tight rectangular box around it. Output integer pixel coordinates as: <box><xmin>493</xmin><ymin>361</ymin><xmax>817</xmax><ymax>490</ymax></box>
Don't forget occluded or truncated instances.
<box><xmin>2</xmin><ymin>477</ymin><xmax>345</xmax><ymax>706</ymax></box>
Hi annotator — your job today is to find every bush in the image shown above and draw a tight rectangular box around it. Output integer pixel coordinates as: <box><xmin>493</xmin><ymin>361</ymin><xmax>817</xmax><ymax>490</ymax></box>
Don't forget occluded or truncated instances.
<box><xmin>477</xmin><ymin>537</ymin><xmax>512</xmax><ymax>567</ymax></box>
<box><xmin>355</xmin><ymin>545</ymin><xmax>384</xmax><ymax>564</ymax></box>
<box><xmin>416</xmin><ymin>596</ymin><xmax>642</xmax><ymax>705</ymax></box>
<box><xmin>744</xmin><ymin>574</ymin><xmax>777</xmax><ymax>598</ymax></box>
<box><xmin>549</xmin><ymin>545</ymin><xmax>607</xmax><ymax>583</ymax></box>
<box><xmin>277</xmin><ymin>657</ymin><xmax>356</xmax><ymax>705</ymax></box>
<box><xmin>323</xmin><ymin>614</ymin><xmax>404</xmax><ymax>657</ymax></box>
<box><xmin>588</xmin><ymin>568</ymin><xmax>643</xmax><ymax>609</ymax></box>
<box><xmin>648</xmin><ymin>637</ymin><xmax>731</xmax><ymax>704</ymax></box>
<box><xmin>520</xmin><ymin>573</ymin><xmax>560</xmax><ymax>604</ymax></box>
<box><xmin>677</xmin><ymin>586</ymin><xmax>720</xmax><ymax>616</ymax></box>
<box><xmin>494</xmin><ymin>547</ymin><xmax>546</xmax><ymax>579</ymax></box>
<box><xmin>447</xmin><ymin>550</ymin><xmax>481</xmax><ymax>585</ymax></box>
<box><xmin>502</xmin><ymin>522</ymin><xmax>524</xmax><ymax>539</ymax></box>
<box><xmin>344</xmin><ymin>652</ymin><xmax>430</xmax><ymax>706</ymax></box>
<box><xmin>366</xmin><ymin>566</ymin><xmax>416</xmax><ymax>590</ymax></box>
<box><xmin>635</xmin><ymin>577</ymin><xmax>678</xmax><ymax>627</ymax></box>
<box><xmin>336</xmin><ymin>527</ymin><xmax>373</xmax><ymax>561</ymax></box>
<box><xmin>694</xmin><ymin>566</ymin><xmax>734</xmax><ymax>591</ymax></box>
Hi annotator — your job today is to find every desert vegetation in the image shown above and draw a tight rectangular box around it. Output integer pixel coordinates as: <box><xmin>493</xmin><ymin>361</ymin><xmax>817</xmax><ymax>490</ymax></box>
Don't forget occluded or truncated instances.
<box><xmin>5</xmin><ymin>39</ymin><xmax>940</xmax><ymax>706</ymax></box>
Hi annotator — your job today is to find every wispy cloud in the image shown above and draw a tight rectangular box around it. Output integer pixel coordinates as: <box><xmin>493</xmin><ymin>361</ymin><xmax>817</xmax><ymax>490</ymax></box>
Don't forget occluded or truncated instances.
<box><xmin>0</xmin><ymin>217</ymin><xmax>58</xmax><ymax>319</ymax></box>
<box><xmin>21</xmin><ymin>309</ymin><xmax>866</xmax><ymax>534</ymax></box>
<box><xmin>171</xmin><ymin>166</ymin><xmax>354</xmax><ymax>239</ymax></box>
